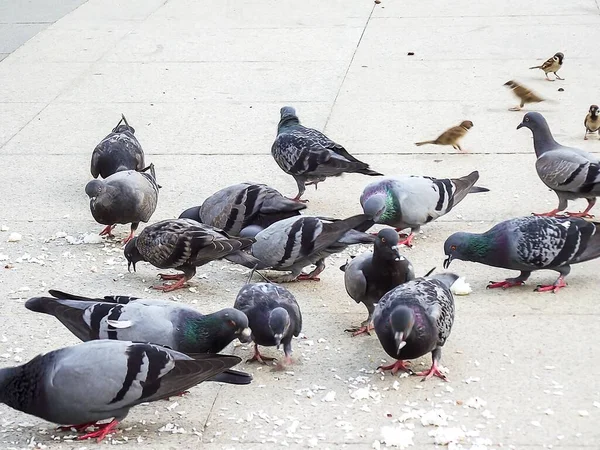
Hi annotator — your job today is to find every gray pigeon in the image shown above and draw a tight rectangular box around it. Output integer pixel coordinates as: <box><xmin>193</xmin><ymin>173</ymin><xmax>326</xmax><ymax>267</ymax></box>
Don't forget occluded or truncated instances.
<box><xmin>271</xmin><ymin>106</ymin><xmax>382</xmax><ymax>201</ymax></box>
<box><xmin>179</xmin><ymin>183</ymin><xmax>307</xmax><ymax>236</ymax></box>
<box><xmin>361</xmin><ymin>171</ymin><xmax>489</xmax><ymax>246</ymax></box>
<box><xmin>234</xmin><ymin>283</ymin><xmax>302</xmax><ymax>365</ymax></box>
<box><xmin>517</xmin><ymin>112</ymin><xmax>600</xmax><ymax>217</ymax></box>
<box><xmin>91</xmin><ymin>115</ymin><xmax>145</xmax><ymax>179</ymax></box>
<box><xmin>246</xmin><ymin>213</ymin><xmax>375</xmax><ymax>282</ymax></box>
<box><xmin>341</xmin><ymin>228</ymin><xmax>415</xmax><ymax>336</ymax></box>
<box><xmin>0</xmin><ymin>340</ymin><xmax>243</xmax><ymax>442</ymax></box>
<box><xmin>85</xmin><ymin>164</ymin><xmax>159</xmax><ymax>243</ymax></box>
<box><xmin>25</xmin><ymin>290</ymin><xmax>252</xmax><ymax>357</ymax></box>
<box><xmin>124</xmin><ymin>218</ymin><xmax>258</xmax><ymax>292</ymax></box>
<box><xmin>443</xmin><ymin>216</ymin><xmax>600</xmax><ymax>293</ymax></box>
<box><xmin>373</xmin><ymin>273</ymin><xmax>458</xmax><ymax>381</ymax></box>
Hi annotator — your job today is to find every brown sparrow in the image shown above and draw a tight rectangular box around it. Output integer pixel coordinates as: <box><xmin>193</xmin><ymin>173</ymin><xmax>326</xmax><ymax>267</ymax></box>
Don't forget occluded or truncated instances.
<box><xmin>529</xmin><ymin>52</ymin><xmax>564</xmax><ymax>81</ymax></box>
<box><xmin>504</xmin><ymin>80</ymin><xmax>546</xmax><ymax>111</ymax></box>
<box><xmin>414</xmin><ymin>120</ymin><xmax>473</xmax><ymax>152</ymax></box>
<box><xmin>584</xmin><ymin>105</ymin><xmax>600</xmax><ymax>140</ymax></box>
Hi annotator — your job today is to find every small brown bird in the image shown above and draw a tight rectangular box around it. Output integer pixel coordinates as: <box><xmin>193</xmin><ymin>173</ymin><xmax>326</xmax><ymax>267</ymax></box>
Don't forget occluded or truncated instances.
<box><xmin>529</xmin><ymin>52</ymin><xmax>564</xmax><ymax>81</ymax></box>
<box><xmin>504</xmin><ymin>80</ymin><xmax>546</xmax><ymax>111</ymax></box>
<box><xmin>414</xmin><ymin>120</ymin><xmax>473</xmax><ymax>152</ymax></box>
<box><xmin>584</xmin><ymin>105</ymin><xmax>600</xmax><ymax>140</ymax></box>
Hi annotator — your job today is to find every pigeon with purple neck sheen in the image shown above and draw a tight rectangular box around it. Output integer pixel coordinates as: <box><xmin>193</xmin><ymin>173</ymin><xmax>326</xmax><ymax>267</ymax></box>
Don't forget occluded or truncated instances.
<box><xmin>0</xmin><ymin>340</ymin><xmax>243</xmax><ymax>442</ymax></box>
<box><xmin>373</xmin><ymin>273</ymin><xmax>457</xmax><ymax>381</ymax></box>
<box><xmin>179</xmin><ymin>183</ymin><xmax>306</xmax><ymax>236</ymax></box>
<box><xmin>91</xmin><ymin>114</ymin><xmax>145</xmax><ymax>179</ymax></box>
<box><xmin>340</xmin><ymin>228</ymin><xmax>415</xmax><ymax>337</ymax></box>
<box><xmin>271</xmin><ymin>106</ymin><xmax>382</xmax><ymax>202</ymax></box>
<box><xmin>518</xmin><ymin>112</ymin><xmax>600</xmax><ymax>218</ymax></box>
<box><xmin>361</xmin><ymin>171</ymin><xmax>489</xmax><ymax>247</ymax></box>
<box><xmin>443</xmin><ymin>216</ymin><xmax>600</xmax><ymax>293</ymax></box>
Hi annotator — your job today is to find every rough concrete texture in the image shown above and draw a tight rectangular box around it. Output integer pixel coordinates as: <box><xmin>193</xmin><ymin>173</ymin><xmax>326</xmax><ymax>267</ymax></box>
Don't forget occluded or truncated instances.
<box><xmin>1</xmin><ymin>0</ymin><xmax>600</xmax><ymax>449</ymax></box>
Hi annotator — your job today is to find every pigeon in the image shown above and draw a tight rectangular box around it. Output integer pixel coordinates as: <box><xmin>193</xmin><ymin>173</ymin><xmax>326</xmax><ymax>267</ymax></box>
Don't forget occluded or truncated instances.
<box><xmin>517</xmin><ymin>112</ymin><xmax>600</xmax><ymax>217</ymax></box>
<box><xmin>245</xmin><ymin>213</ymin><xmax>375</xmax><ymax>282</ymax></box>
<box><xmin>504</xmin><ymin>80</ymin><xmax>546</xmax><ymax>111</ymax></box>
<box><xmin>179</xmin><ymin>183</ymin><xmax>306</xmax><ymax>236</ymax></box>
<box><xmin>373</xmin><ymin>273</ymin><xmax>457</xmax><ymax>381</ymax></box>
<box><xmin>25</xmin><ymin>289</ymin><xmax>252</xmax><ymax>358</ymax></box>
<box><xmin>529</xmin><ymin>52</ymin><xmax>564</xmax><ymax>81</ymax></box>
<box><xmin>360</xmin><ymin>171</ymin><xmax>489</xmax><ymax>246</ymax></box>
<box><xmin>91</xmin><ymin>114</ymin><xmax>145</xmax><ymax>179</ymax></box>
<box><xmin>414</xmin><ymin>120</ymin><xmax>473</xmax><ymax>152</ymax></box>
<box><xmin>85</xmin><ymin>164</ymin><xmax>159</xmax><ymax>243</ymax></box>
<box><xmin>271</xmin><ymin>106</ymin><xmax>382</xmax><ymax>201</ymax></box>
<box><xmin>124</xmin><ymin>218</ymin><xmax>258</xmax><ymax>292</ymax></box>
<box><xmin>584</xmin><ymin>105</ymin><xmax>600</xmax><ymax>140</ymax></box>
<box><xmin>234</xmin><ymin>283</ymin><xmax>302</xmax><ymax>365</ymax></box>
<box><xmin>0</xmin><ymin>340</ymin><xmax>243</xmax><ymax>442</ymax></box>
<box><xmin>340</xmin><ymin>229</ymin><xmax>415</xmax><ymax>336</ymax></box>
<box><xmin>443</xmin><ymin>216</ymin><xmax>600</xmax><ymax>293</ymax></box>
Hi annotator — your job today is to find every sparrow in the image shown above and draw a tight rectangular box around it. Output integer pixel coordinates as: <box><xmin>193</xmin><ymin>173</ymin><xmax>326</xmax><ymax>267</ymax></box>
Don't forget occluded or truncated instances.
<box><xmin>529</xmin><ymin>52</ymin><xmax>564</xmax><ymax>81</ymax></box>
<box><xmin>414</xmin><ymin>120</ymin><xmax>473</xmax><ymax>152</ymax></box>
<box><xmin>584</xmin><ymin>105</ymin><xmax>600</xmax><ymax>140</ymax></box>
<box><xmin>504</xmin><ymin>80</ymin><xmax>546</xmax><ymax>111</ymax></box>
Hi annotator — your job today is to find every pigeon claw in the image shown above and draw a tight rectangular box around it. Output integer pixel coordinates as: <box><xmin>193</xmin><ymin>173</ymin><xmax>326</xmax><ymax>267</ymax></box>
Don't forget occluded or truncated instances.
<box><xmin>99</xmin><ymin>224</ymin><xmax>116</xmax><ymax>237</ymax></box>
<box><xmin>152</xmin><ymin>274</ymin><xmax>188</xmax><ymax>292</ymax></box>
<box><xmin>58</xmin><ymin>422</ymin><xmax>97</xmax><ymax>433</ymax></box>
<box><xmin>345</xmin><ymin>324</ymin><xmax>374</xmax><ymax>337</ymax></box>
<box><xmin>531</xmin><ymin>209</ymin><xmax>566</xmax><ymax>217</ymax></box>
<box><xmin>487</xmin><ymin>280</ymin><xmax>524</xmax><ymax>289</ymax></box>
<box><xmin>564</xmin><ymin>211</ymin><xmax>595</xmax><ymax>219</ymax></box>
<box><xmin>377</xmin><ymin>360</ymin><xmax>413</xmax><ymax>375</ymax></box>
<box><xmin>77</xmin><ymin>419</ymin><xmax>120</xmax><ymax>442</ymax></box>
<box><xmin>535</xmin><ymin>278</ymin><xmax>567</xmax><ymax>293</ymax></box>
<box><xmin>296</xmin><ymin>273</ymin><xmax>321</xmax><ymax>282</ymax></box>
<box><xmin>397</xmin><ymin>233</ymin><xmax>414</xmax><ymax>248</ymax></box>
<box><xmin>414</xmin><ymin>361</ymin><xmax>448</xmax><ymax>382</ymax></box>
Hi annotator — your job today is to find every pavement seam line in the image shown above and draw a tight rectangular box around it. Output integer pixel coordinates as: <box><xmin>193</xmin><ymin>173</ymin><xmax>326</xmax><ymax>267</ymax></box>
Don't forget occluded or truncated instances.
<box><xmin>323</xmin><ymin>4</ymin><xmax>376</xmax><ymax>132</ymax></box>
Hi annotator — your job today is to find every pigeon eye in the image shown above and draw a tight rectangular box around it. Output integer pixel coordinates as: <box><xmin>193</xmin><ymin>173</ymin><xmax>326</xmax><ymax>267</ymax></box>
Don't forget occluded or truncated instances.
<box><xmin>450</xmin><ymin>245</ymin><xmax>457</xmax><ymax>251</ymax></box>
<box><xmin>381</xmin><ymin>238</ymin><xmax>386</xmax><ymax>243</ymax></box>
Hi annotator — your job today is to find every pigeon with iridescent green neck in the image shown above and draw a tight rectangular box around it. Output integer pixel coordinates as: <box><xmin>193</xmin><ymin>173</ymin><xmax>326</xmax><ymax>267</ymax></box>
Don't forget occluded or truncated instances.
<box><xmin>361</xmin><ymin>171</ymin><xmax>489</xmax><ymax>247</ymax></box>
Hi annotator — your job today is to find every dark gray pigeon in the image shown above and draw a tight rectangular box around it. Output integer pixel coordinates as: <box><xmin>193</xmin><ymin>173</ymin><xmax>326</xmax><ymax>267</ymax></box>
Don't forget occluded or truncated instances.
<box><xmin>271</xmin><ymin>106</ymin><xmax>382</xmax><ymax>201</ymax></box>
<box><xmin>25</xmin><ymin>289</ymin><xmax>252</xmax><ymax>357</ymax></box>
<box><xmin>91</xmin><ymin>115</ymin><xmax>145</xmax><ymax>179</ymax></box>
<box><xmin>341</xmin><ymin>229</ymin><xmax>415</xmax><ymax>336</ymax></box>
<box><xmin>517</xmin><ymin>112</ymin><xmax>600</xmax><ymax>217</ymax></box>
<box><xmin>234</xmin><ymin>283</ymin><xmax>302</xmax><ymax>365</ymax></box>
<box><xmin>361</xmin><ymin>171</ymin><xmax>488</xmax><ymax>247</ymax></box>
<box><xmin>373</xmin><ymin>273</ymin><xmax>458</xmax><ymax>381</ymax></box>
<box><xmin>0</xmin><ymin>340</ymin><xmax>243</xmax><ymax>442</ymax></box>
<box><xmin>124</xmin><ymin>218</ymin><xmax>258</xmax><ymax>292</ymax></box>
<box><xmin>246</xmin><ymin>213</ymin><xmax>375</xmax><ymax>282</ymax></box>
<box><xmin>85</xmin><ymin>164</ymin><xmax>159</xmax><ymax>243</ymax></box>
<box><xmin>179</xmin><ymin>183</ymin><xmax>307</xmax><ymax>236</ymax></box>
<box><xmin>443</xmin><ymin>216</ymin><xmax>600</xmax><ymax>293</ymax></box>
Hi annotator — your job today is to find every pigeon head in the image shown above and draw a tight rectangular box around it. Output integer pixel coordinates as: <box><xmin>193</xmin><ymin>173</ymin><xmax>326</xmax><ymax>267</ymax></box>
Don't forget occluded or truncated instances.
<box><xmin>375</xmin><ymin>229</ymin><xmax>402</xmax><ymax>261</ymax></box>
<box><xmin>112</xmin><ymin>114</ymin><xmax>135</xmax><ymax>134</ymax></box>
<box><xmin>554</xmin><ymin>52</ymin><xmax>564</xmax><ymax>64</ymax></box>
<box><xmin>390</xmin><ymin>306</ymin><xmax>415</xmax><ymax>355</ymax></box>
<box><xmin>516</xmin><ymin>112</ymin><xmax>547</xmax><ymax>132</ymax></box>
<box><xmin>362</xmin><ymin>193</ymin><xmax>388</xmax><ymax>222</ymax></box>
<box><xmin>85</xmin><ymin>180</ymin><xmax>106</xmax><ymax>200</ymax></box>
<box><xmin>268</xmin><ymin>307</ymin><xmax>290</xmax><ymax>349</ymax></box>
<box><xmin>124</xmin><ymin>238</ymin><xmax>144</xmax><ymax>272</ymax></box>
<box><xmin>459</xmin><ymin>120</ymin><xmax>474</xmax><ymax>130</ymax></box>
<box><xmin>443</xmin><ymin>231</ymin><xmax>492</xmax><ymax>268</ymax></box>
<box><xmin>215</xmin><ymin>308</ymin><xmax>252</xmax><ymax>343</ymax></box>
<box><xmin>516</xmin><ymin>112</ymin><xmax>558</xmax><ymax>156</ymax></box>
<box><xmin>590</xmin><ymin>105</ymin><xmax>599</xmax><ymax>118</ymax></box>
<box><xmin>278</xmin><ymin>106</ymin><xmax>300</xmax><ymax>129</ymax></box>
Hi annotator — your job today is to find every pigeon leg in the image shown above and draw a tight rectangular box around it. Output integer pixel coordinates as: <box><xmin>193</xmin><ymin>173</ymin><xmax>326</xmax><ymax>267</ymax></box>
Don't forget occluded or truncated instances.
<box><xmin>413</xmin><ymin>349</ymin><xmax>447</xmax><ymax>381</ymax></box>
<box><xmin>99</xmin><ymin>224</ymin><xmax>116</xmax><ymax>237</ymax></box>
<box><xmin>565</xmin><ymin>198</ymin><xmax>596</xmax><ymax>218</ymax></box>
<box><xmin>122</xmin><ymin>223</ymin><xmax>138</xmax><ymax>244</ymax></box>
<box><xmin>487</xmin><ymin>271</ymin><xmax>530</xmax><ymax>289</ymax></box>
<box><xmin>77</xmin><ymin>419</ymin><xmax>120</xmax><ymax>442</ymax></box>
<box><xmin>289</xmin><ymin>178</ymin><xmax>308</xmax><ymax>203</ymax></box>
<box><xmin>247</xmin><ymin>343</ymin><xmax>276</xmax><ymax>364</ymax></box>
<box><xmin>535</xmin><ymin>275</ymin><xmax>567</xmax><ymax>293</ymax></box>
<box><xmin>377</xmin><ymin>360</ymin><xmax>413</xmax><ymax>375</ymax></box>
<box><xmin>296</xmin><ymin>259</ymin><xmax>325</xmax><ymax>281</ymax></box>
<box><xmin>397</xmin><ymin>232</ymin><xmax>415</xmax><ymax>247</ymax></box>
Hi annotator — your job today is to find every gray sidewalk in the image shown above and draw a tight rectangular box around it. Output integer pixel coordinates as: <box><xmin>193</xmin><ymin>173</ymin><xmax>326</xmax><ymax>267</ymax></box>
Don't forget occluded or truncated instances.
<box><xmin>1</xmin><ymin>1</ymin><xmax>600</xmax><ymax>449</ymax></box>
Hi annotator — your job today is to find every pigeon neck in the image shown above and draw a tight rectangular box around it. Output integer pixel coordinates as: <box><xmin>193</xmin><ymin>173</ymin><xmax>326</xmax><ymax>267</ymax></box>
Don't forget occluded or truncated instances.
<box><xmin>462</xmin><ymin>233</ymin><xmax>496</xmax><ymax>262</ymax></box>
<box><xmin>180</xmin><ymin>316</ymin><xmax>230</xmax><ymax>354</ymax></box>
<box><xmin>0</xmin><ymin>366</ymin><xmax>31</xmax><ymax>410</ymax></box>
<box><xmin>531</xmin><ymin>123</ymin><xmax>559</xmax><ymax>156</ymax></box>
<box><xmin>278</xmin><ymin>116</ymin><xmax>300</xmax><ymax>131</ymax></box>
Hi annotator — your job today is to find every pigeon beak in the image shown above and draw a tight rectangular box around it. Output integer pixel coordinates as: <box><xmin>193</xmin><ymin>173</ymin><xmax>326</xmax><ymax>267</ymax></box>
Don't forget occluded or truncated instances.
<box><xmin>394</xmin><ymin>331</ymin><xmax>406</xmax><ymax>355</ymax></box>
<box><xmin>443</xmin><ymin>255</ymin><xmax>452</xmax><ymax>269</ymax></box>
<box><xmin>274</xmin><ymin>334</ymin><xmax>283</xmax><ymax>349</ymax></box>
<box><xmin>239</xmin><ymin>327</ymin><xmax>252</xmax><ymax>343</ymax></box>
<box><xmin>516</xmin><ymin>122</ymin><xmax>524</xmax><ymax>130</ymax></box>
<box><xmin>391</xmin><ymin>245</ymin><xmax>401</xmax><ymax>262</ymax></box>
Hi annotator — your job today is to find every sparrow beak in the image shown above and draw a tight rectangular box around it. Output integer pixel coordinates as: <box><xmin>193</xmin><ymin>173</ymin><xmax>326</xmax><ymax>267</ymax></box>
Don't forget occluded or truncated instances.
<box><xmin>274</xmin><ymin>334</ymin><xmax>283</xmax><ymax>349</ymax></box>
<box><xmin>443</xmin><ymin>255</ymin><xmax>452</xmax><ymax>269</ymax></box>
<box><xmin>516</xmin><ymin>122</ymin><xmax>524</xmax><ymax>130</ymax></box>
<box><xmin>394</xmin><ymin>331</ymin><xmax>406</xmax><ymax>355</ymax></box>
<box><xmin>127</xmin><ymin>261</ymin><xmax>136</xmax><ymax>272</ymax></box>
<box><xmin>239</xmin><ymin>327</ymin><xmax>252</xmax><ymax>343</ymax></box>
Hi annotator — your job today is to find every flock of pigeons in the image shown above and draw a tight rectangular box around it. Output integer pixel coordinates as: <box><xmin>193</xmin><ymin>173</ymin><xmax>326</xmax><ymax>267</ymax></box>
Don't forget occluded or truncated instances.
<box><xmin>2</xmin><ymin>51</ymin><xmax>600</xmax><ymax>444</ymax></box>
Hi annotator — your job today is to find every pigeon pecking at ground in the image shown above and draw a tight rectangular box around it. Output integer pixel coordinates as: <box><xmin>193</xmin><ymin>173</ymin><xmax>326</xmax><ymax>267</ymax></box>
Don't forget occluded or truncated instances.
<box><xmin>517</xmin><ymin>111</ymin><xmax>600</xmax><ymax>218</ymax></box>
<box><xmin>373</xmin><ymin>273</ymin><xmax>458</xmax><ymax>381</ymax></box>
<box><xmin>124</xmin><ymin>218</ymin><xmax>258</xmax><ymax>292</ymax></box>
<box><xmin>0</xmin><ymin>340</ymin><xmax>244</xmax><ymax>442</ymax></box>
<box><xmin>443</xmin><ymin>216</ymin><xmax>600</xmax><ymax>293</ymax></box>
<box><xmin>360</xmin><ymin>171</ymin><xmax>489</xmax><ymax>247</ymax></box>
<box><xmin>245</xmin><ymin>213</ymin><xmax>375</xmax><ymax>282</ymax></box>
<box><xmin>271</xmin><ymin>106</ymin><xmax>382</xmax><ymax>202</ymax></box>
<box><xmin>234</xmin><ymin>282</ymin><xmax>302</xmax><ymax>366</ymax></box>
<box><xmin>90</xmin><ymin>114</ymin><xmax>146</xmax><ymax>179</ymax></box>
<box><xmin>25</xmin><ymin>290</ymin><xmax>253</xmax><ymax>372</ymax></box>
<box><xmin>340</xmin><ymin>228</ymin><xmax>415</xmax><ymax>336</ymax></box>
<box><xmin>179</xmin><ymin>182</ymin><xmax>307</xmax><ymax>236</ymax></box>
<box><xmin>85</xmin><ymin>164</ymin><xmax>159</xmax><ymax>243</ymax></box>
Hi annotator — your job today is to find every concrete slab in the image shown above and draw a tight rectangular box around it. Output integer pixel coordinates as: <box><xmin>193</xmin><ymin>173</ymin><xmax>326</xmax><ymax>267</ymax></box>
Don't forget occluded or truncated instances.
<box><xmin>0</xmin><ymin>0</ymin><xmax>87</xmax><ymax>23</ymax></box>
<box><xmin>0</xmin><ymin>102</ymin><xmax>46</xmax><ymax>148</ymax></box>
<box><xmin>0</xmin><ymin>23</ymin><xmax>48</xmax><ymax>53</ymax></box>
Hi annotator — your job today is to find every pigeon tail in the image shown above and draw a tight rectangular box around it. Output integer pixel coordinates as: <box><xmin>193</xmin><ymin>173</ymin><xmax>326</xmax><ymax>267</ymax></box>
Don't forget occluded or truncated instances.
<box><xmin>225</xmin><ymin>251</ymin><xmax>263</xmax><ymax>269</ymax></box>
<box><xmin>469</xmin><ymin>186</ymin><xmax>490</xmax><ymax>193</ymax></box>
<box><xmin>572</xmin><ymin>223</ymin><xmax>600</xmax><ymax>263</ymax></box>
<box><xmin>355</xmin><ymin>167</ymin><xmax>384</xmax><ymax>177</ymax></box>
<box><xmin>178</xmin><ymin>206</ymin><xmax>202</xmax><ymax>222</ymax></box>
<box><xmin>208</xmin><ymin>368</ymin><xmax>253</xmax><ymax>385</ymax></box>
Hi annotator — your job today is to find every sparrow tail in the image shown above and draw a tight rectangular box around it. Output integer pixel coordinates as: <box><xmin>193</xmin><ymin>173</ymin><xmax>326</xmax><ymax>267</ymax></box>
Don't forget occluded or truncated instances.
<box><xmin>529</xmin><ymin>65</ymin><xmax>541</xmax><ymax>69</ymax></box>
<box><xmin>414</xmin><ymin>140</ymin><xmax>436</xmax><ymax>146</ymax></box>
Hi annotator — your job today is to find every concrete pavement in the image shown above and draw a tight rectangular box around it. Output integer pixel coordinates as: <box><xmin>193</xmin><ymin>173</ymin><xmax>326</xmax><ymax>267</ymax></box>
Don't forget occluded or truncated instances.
<box><xmin>1</xmin><ymin>0</ymin><xmax>600</xmax><ymax>449</ymax></box>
